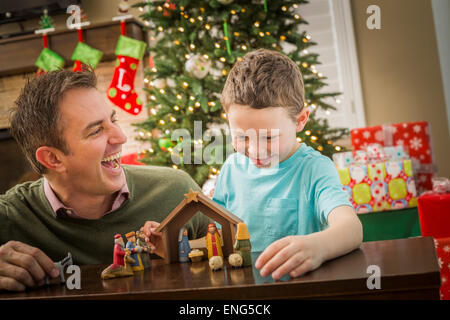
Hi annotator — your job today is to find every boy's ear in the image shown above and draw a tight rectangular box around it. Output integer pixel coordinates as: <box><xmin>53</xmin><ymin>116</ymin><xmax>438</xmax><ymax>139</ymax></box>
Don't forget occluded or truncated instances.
<box><xmin>295</xmin><ymin>108</ymin><xmax>310</xmax><ymax>132</ymax></box>
<box><xmin>35</xmin><ymin>146</ymin><xmax>67</xmax><ymax>173</ymax></box>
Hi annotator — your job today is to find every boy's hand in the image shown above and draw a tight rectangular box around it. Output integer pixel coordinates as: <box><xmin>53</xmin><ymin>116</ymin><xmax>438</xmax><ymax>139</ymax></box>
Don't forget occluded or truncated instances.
<box><xmin>140</xmin><ymin>221</ymin><xmax>165</xmax><ymax>258</ymax></box>
<box><xmin>254</xmin><ymin>235</ymin><xmax>325</xmax><ymax>281</ymax></box>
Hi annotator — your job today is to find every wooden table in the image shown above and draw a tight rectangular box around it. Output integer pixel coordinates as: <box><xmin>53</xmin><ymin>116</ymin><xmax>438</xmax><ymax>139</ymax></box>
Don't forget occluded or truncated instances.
<box><xmin>0</xmin><ymin>237</ymin><xmax>440</xmax><ymax>300</ymax></box>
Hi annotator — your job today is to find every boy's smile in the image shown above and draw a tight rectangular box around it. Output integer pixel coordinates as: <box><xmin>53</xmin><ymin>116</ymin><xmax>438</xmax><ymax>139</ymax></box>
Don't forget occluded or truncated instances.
<box><xmin>227</xmin><ymin>104</ymin><xmax>309</xmax><ymax>168</ymax></box>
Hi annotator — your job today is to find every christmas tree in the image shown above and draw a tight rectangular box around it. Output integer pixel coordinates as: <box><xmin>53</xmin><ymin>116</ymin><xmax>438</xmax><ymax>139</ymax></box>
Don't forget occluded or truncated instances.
<box><xmin>134</xmin><ymin>0</ymin><xmax>348</xmax><ymax>186</ymax></box>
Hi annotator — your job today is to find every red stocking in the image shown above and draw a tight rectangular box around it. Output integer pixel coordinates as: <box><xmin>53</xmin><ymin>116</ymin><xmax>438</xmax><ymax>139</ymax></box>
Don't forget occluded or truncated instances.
<box><xmin>106</xmin><ymin>22</ymin><xmax>146</xmax><ymax>115</ymax></box>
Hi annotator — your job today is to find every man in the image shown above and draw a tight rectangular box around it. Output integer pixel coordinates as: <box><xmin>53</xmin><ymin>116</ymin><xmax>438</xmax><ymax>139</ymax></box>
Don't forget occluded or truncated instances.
<box><xmin>0</xmin><ymin>69</ymin><xmax>210</xmax><ymax>291</ymax></box>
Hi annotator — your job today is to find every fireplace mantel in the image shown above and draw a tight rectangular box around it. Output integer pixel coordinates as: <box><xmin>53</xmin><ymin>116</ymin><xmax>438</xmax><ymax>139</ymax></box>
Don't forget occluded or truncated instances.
<box><xmin>0</xmin><ymin>19</ymin><xmax>146</xmax><ymax>77</ymax></box>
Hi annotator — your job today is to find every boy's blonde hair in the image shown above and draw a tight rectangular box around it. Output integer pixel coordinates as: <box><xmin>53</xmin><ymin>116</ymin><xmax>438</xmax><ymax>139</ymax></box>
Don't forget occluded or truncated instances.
<box><xmin>220</xmin><ymin>49</ymin><xmax>305</xmax><ymax>122</ymax></box>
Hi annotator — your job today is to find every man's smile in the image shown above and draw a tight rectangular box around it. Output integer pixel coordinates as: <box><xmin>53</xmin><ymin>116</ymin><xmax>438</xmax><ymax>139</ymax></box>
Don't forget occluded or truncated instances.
<box><xmin>101</xmin><ymin>151</ymin><xmax>122</xmax><ymax>173</ymax></box>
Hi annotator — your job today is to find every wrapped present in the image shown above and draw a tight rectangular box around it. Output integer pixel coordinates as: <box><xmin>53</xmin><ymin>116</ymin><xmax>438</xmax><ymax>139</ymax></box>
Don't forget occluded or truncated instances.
<box><xmin>333</xmin><ymin>144</ymin><xmax>408</xmax><ymax>168</ymax></box>
<box><xmin>337</xmin><ymin>158</ymin><xmax>418</xmax><ymax>214</ymax></box>
<box><xmin>433</xmin><ymin>237</ymin><xmax>450</xmax><ymax>300</ymax></box>
<box><xmin>350</xmin><ymin>121</ymin><xmax>436</xmax><ymax>194</ymax></box>
<box><xmin>418</xmin><ymin>177</ymin><xmax>450</xmax><ymax>239</ymax></box>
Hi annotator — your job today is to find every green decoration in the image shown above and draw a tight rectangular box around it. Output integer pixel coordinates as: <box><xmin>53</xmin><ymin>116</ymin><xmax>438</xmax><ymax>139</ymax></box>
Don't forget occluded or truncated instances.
<box><xmin>39</xmin><ymin>10</ymin><xmax>54</xmax><ymax>29</ymax></box>
<box><xmin>108</xmin><ymin>88</ymin><xmax>117</xmax><ymax>98</ymax></box>
<box><xmin>115</xmin><ymin>35</ymin><xmax>147</xmax><ymax>60</ymax></box>
<box><xmin>223</xmin><ymin>21</ymin><xmax>232</xmax><ymax>56</ymax></box>
<box><xmin>158</xmin><ymin>138</ymin><xmax>174</xmax><ymax>151</ymax></box>
<box><xmin>71</xmin><ymin>42</ymin><xmax>103</xmax><ymax>69</ymax></box>
<box><xmin>35</xmin><ymin>48</ymin><xmax>65</xmax><ymax>72</ymax></box>
<box><xmin>353</xmin><ymin>183</ymin><xmax>371</xmax><ymax>205</ymax></box>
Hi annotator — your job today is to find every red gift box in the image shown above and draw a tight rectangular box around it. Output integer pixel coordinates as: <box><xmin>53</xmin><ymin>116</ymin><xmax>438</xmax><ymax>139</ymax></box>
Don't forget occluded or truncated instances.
<box><xmin>351</xmin><ymin>121</ymin><xmax>436</xmax><ymax>193</ymax></box>
<box><xmin>434</xmin><ymin>237</ymin><xmax>450</xmax><ymax>300</ymax></box>
<box><xmin>418</xmin><ymin>192</ymin><xmax>450</xmax><ymax>239</ymax></box>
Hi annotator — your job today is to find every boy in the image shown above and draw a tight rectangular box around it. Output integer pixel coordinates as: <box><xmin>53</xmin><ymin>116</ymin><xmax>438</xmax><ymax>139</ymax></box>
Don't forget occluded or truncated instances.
<box><xmin>212</xmin><ymin>49</ymin><xmax>362</xmax><ymax>281</ymax></box>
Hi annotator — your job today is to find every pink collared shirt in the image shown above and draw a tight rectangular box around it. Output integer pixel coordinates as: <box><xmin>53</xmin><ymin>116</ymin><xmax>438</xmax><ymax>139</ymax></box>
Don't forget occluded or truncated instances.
<box><xmin>43</xmin><ymin>178</ymin><xmax>130</xmax><ymax>219</ymax></box>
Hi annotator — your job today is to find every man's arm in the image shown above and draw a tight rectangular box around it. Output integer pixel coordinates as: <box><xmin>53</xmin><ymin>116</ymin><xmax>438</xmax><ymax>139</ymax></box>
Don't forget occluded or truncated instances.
<box><xmin>0</xmin><ymin>201</ymin><xmax>61</xmax><ymax>291</ymax></box>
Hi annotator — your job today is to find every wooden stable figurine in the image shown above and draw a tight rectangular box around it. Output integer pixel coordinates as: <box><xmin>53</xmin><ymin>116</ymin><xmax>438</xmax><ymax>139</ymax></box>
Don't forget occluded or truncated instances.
<box><xmin>178</xmin><ymin>228</ymin><xmax>191</xmax><ymax>262</ymax></box>
<box><xmin>125</xmin><ymin>231</ymin><xmax>144</xmax><ymax>272</ymax></box>
<box><xmin>155</xmin><ymin>189</ymin><xmax>243</xmax><ymax>264</ymax></box>
<box><xmin>209</xmin><ymin>255</ymin><xmax>224</xmax><ymax>271</ymax></box>
<box><xmin>136</xmin><ymin>230</ymin><xmax>151</xmax><ymax>269</ymax></box>
<box><xmin>188</xmin><ymin>249</ymin><xmax>204</xmax><ymax>262</ymax></box>
<box><xmin>206</xmin><ymin>223</ymin><xmax>223</xmax><ymax>259</ymax></box>
<box><xmin>101</xmin><ymin>234</ymin><xmax>135</xmax><ymax>280</ymax></box>
<box><xmin>234</xmin><ymin>222</ymin><xmax>252</xmax><ymax>267</ymax></box>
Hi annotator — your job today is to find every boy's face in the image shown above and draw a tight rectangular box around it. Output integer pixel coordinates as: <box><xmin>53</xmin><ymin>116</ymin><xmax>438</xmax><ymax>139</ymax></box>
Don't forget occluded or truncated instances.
<box><xmin>227</xmin><ymin>104</ymin><xmax>308</xmax><ymax>168</ymax></box>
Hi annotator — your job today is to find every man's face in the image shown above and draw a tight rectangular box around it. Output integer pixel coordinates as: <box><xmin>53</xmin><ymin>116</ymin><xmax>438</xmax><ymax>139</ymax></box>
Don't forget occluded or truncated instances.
<box><xmin>227</xmin><ymin>104</ymin><xmax>302</xmax><ymax>168</ymax></box>
<box><xmin>58</xmin><ymin>88</ymin><xmax>127</xmax><ymax>196</ymax></box>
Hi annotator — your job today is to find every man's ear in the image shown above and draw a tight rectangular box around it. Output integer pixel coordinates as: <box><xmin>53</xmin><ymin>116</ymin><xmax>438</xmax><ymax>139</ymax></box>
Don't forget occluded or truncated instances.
<box><xmin>35</xmin><ymin>146</ymin><xmax>67</xmax><ymax>173</ymax></box>
<box><xmin>296</xmin><ymin>108</ymin><xmax>310</xmax><ymax>132</ymax></box>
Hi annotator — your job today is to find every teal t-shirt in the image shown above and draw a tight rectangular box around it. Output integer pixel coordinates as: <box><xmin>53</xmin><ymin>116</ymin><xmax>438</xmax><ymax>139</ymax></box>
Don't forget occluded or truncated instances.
<box><xmin>212</xmin><ymin>143</ymin><xmax>353</xmax><ymax>252</ymax></box>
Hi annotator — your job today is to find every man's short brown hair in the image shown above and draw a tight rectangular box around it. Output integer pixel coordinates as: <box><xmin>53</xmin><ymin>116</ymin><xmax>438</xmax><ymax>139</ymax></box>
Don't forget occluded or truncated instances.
<box><xmin>221</xmin><ymin>49</ymin><xmax>305</xmax><ymax>122</ymax></box>
<box><xmin>10</xmin><ymin>69</ymin><xmax>97</xmax><ymax>175</ymax></box>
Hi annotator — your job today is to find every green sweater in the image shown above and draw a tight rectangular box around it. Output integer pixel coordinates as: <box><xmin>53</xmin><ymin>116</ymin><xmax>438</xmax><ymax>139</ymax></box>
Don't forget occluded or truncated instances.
<box><xmin>0</xmin><ymin>165</ymin><xmax>211</xmax><ymax>265</ymax></box>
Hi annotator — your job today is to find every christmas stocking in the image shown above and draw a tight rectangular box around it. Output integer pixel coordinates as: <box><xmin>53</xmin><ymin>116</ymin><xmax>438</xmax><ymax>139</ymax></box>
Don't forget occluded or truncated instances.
<box><xmin>107</xmin><ymin>35</ymin><xmax>147</xmax><ymax>115</ymax></box>
<box><xmin>35</xmin><ymin>47</ymin><xmax>65</xmax><ymax>75</ymax></box>
<box><xmin>72</xmin><ymin>41</ymin><xmax>103</xmax><ymax>71</ymax></box>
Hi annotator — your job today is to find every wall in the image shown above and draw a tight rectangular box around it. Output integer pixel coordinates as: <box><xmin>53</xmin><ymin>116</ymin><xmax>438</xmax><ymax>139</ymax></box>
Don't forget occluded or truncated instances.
<box><xmin>431</xmin><ymin>0</ymin><xmax>450</xmax><ymax>143</ymax></box>
<box><xmin>350</xmin><ymin>0</ymin><xmax>450</xmax><ymax>178</ymax></box>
